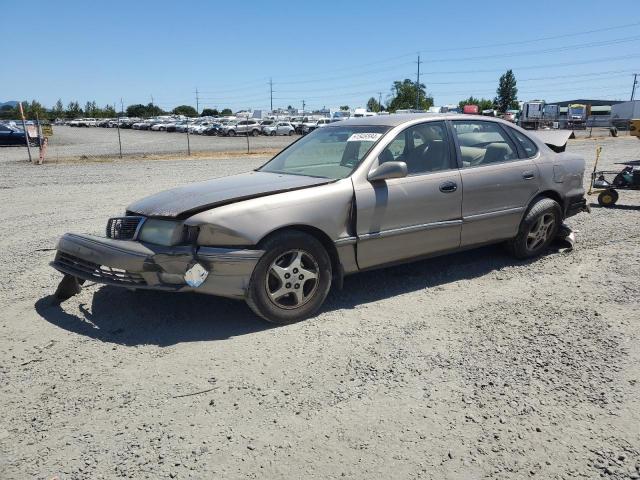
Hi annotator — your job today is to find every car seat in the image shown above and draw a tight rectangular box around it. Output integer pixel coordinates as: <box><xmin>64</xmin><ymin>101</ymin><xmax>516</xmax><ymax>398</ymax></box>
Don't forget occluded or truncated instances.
<box><xmin>482</xmin><ymin>143</ymin><xmax>512</xmax><ymax>164</ymax></box>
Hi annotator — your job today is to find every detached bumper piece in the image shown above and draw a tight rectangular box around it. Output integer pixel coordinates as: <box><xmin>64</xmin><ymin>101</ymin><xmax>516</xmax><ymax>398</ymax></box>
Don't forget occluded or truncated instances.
<box><xmin>51</xmin><ymin>233</ymin><xmax>264</xmax><ymax>299</ymax></box>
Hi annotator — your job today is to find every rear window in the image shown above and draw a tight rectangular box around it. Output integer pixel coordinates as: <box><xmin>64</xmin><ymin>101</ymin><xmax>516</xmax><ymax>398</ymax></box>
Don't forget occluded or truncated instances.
<box><xmin>510</xmin><ymin>129</ymin><xmax>538</xmax><ymax>158</ymax></box>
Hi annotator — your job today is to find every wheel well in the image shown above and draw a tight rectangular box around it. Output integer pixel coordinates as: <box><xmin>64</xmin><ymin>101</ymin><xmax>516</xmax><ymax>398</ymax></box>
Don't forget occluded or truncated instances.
<box><xmin>258</xmin><ymin>225</ymin><xmax>341</xmax><ymax>275</ymax></box>
<box><xmin>534</xmin><ymin>190</ymin><xmax>564</xmax><ymax>211</ymax></box>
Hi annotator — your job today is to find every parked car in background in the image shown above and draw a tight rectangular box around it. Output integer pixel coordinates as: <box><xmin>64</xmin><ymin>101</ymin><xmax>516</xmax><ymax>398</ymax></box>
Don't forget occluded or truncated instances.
<box><xmin>263</xmin><ymin>121</ymin><xmax>295</xmax><ymax>136</ymax></box>
<box><xmin>0</xmin><ymin>123</ymin><xmax>32</xmax><ymax>145</ymax></box>
<box><xmin>51</xmin><ymin>115</ymin><xmax>587</xmax><ymax>325</ymax></box>
<box><xmin>302</xmin><ymin>118</ymin><xmax>331</xmax><ymax>135</ymax></box>
<box><xmin>220</xmin><ymin>119</ymin><xmax>261</xmax><ymax>136</ymax></box>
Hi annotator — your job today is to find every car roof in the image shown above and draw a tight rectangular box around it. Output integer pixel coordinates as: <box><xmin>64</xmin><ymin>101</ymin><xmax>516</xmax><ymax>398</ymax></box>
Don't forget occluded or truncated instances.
<box><xmin>334</xmin><ymin>113</ymin><xmax>514</xmax><ymax>128</ymax></box>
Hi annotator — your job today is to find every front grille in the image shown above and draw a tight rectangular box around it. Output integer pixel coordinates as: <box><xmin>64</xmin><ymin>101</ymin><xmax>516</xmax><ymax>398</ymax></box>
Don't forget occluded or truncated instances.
<box><xmin>106</xmin><ymin>216</ymin><xmax>144</xmax><ymax>240</ymax></box>
<box><xmin>55</xmin><ymin>252</ymin><xmax>146</xmax><ymax>285</ymax></box>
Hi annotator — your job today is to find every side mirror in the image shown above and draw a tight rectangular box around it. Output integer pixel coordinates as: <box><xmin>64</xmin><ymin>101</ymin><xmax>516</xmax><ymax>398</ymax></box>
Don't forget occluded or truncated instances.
<box><xmin>367</xmin><ymin>161</ymin><xmax>408</xmax><ymax>182</ymax></box>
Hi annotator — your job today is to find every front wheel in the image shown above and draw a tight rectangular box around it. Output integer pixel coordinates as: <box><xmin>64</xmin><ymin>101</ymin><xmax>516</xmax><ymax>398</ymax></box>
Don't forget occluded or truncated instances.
<box><xmin>507</xmin><ymin>197</ymin><xmax>561</xmax><ymax>259</ymax></box>
<box><xmin>227</xmin><ymin>130</ymin><xmax>235</xmax><ymax>137</ymax></box>
<box><xmin>246</xmin><ymin>231</ymin><xmax>332</xmax><ymax>324</ymax></box>
<box><xmin>288</xmin><ymin>130</ymin><xmax>293</xmax><ymax>136</ymax></box>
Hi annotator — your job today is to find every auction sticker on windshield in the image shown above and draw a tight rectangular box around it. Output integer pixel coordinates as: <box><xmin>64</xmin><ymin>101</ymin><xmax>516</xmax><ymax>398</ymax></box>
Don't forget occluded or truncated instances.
<box><xmin>347</xmin><ymin>133</ymin><xmax>383</xmax><ymax>142</ymax></box>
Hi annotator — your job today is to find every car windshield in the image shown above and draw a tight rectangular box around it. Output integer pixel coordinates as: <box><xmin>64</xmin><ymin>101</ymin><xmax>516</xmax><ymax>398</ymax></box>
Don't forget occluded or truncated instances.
<box><xmin>259</xmin><ymin>125</ymin><xmax>390</xmax><ymax>179</ymax></box>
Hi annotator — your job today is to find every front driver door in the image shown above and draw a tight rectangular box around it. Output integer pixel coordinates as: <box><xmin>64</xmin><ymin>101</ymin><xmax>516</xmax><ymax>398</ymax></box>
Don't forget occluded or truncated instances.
<box><xmin>354</xmin><ymin>121</ymin><xmax>463</xmax><ymax>269</ymax></box>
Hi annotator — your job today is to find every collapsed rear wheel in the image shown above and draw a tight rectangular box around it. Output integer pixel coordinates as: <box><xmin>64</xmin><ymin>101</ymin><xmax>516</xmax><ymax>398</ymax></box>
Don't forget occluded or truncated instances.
<box><xmin>597</xmin><ymin>189</ymin><xmax>618</xmax><ymax>207</ymax></box>
<box><xmin>246</xmin><ymin>231</ymin><xmax>332</xmax><ymax>324</ymax></box>
<box><xmin>507</xmin><ymin>197</ymin><xmax>561</xmax><ymax>259</ymax></box>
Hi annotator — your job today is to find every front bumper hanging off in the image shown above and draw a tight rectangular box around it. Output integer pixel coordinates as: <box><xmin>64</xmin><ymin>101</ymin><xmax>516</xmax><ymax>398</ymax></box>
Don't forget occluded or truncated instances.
<box><xmin>51</xmin><ymin>233</ymin><xmax>264</xmax><ymax>299</ymax></box>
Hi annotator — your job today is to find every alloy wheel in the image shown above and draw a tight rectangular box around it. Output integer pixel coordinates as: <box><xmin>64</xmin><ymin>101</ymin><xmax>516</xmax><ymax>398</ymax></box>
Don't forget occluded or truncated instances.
<box><xmin>265</xmin><ymin>250</ymin><xmax>319</xmax><ymax>309</ymax></box>
<box><xmin>526</xmin><ymin>213</ymin><xmax>555</xmax><ymax>251</ymax></box>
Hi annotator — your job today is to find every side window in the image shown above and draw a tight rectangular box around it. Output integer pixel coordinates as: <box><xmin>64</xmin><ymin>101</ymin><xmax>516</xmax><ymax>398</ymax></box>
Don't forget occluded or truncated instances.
<box><xmin>452</xmin><ymin>121</ymin><xmax>519</xmax><ymax>168</ymax></box>
<box><xmin>510</xmin><ymin>129</ymin><xmax>538</xmax><ymax>158</ymax></box>
<box><xmin>379</xmin><ymin>121</ymin><xmax>452</xmax><ymax>175</ymax></box>
<box><xmin>0</xmin><ymin>125</ymin><xmax>10</xmax><ymax>132</ymax></box>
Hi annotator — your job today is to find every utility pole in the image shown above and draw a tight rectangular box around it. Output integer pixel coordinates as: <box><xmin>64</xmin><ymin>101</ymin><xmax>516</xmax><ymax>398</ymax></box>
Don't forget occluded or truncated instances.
<box><xmin>377</xmin><ymin>91</ymin><xmax>383</xmax><ymax>112</ymax></box>
<box><xmin>302</xmin><ymin>99</ymin><xmax>306</xmax><ymax>114</ymax></box>
<box><xmin>415</xmin><ymin>54</ymin><xmax>422</xmax><ymax>110</ymax></box>
<box><xmin>195</xmin><ymin>87</ymin><xmax>199</xmax><ymax>114</ymax></box>
<box><xmin>269</xmin><ymin>78</ymin><xmax>274</xmax><ymax>112</ymax></box>
<box><xmin>631</xmin><ymin>73</ymin><xmax>638</xmax><ymax>101</ymax></box>
<box><xmin>115</xmin><ymin>102</ymin><xmax>122</xmax><ymax>159</ymax></box>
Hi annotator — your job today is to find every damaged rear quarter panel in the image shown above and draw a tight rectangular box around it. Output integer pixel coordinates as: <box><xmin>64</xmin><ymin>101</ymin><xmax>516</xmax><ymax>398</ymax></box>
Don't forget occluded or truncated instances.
<box><xmin>184</xmin><ymin>179</ymin><xmax>355</xmax><ymax>247</ymax></box>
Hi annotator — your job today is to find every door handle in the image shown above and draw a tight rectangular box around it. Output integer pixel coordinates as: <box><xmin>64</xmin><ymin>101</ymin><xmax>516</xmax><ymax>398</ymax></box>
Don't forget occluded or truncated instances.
<box><xmin>439</xmin><ymin>181</ymin><xmax>458</xmax><ymax>193</ymax></box>
<box><xmin>522</xmin><ymin>171</ymin><xmax>535</xmax><ymax>180</ymax></box>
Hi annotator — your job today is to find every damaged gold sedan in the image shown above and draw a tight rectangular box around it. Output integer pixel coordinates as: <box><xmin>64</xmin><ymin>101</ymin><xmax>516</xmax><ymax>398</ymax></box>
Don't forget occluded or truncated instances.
<box><xmin>52</xmin><ymin>115</ymin><xmax>587</xmax><ymax>323</ymax></box>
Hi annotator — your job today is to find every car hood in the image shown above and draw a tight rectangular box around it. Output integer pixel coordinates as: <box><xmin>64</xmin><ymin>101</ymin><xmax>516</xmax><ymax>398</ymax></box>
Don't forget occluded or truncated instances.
<box><xmin>127</xmin><ymin>171</ymin><xmax>333</xmax><ymax>219</ymax></box>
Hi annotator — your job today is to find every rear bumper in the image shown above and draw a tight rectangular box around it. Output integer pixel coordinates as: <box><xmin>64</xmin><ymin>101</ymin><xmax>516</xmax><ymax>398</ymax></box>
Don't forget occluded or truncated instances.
<box><xmin>565</xmin><ymin>196</ymin><xmax>590</xmax><ymax>218</ymax></box>
<box><xmin>51</xmin><ymin>233</ymin><xmax>264</xmax><ymax>299</ymax></box>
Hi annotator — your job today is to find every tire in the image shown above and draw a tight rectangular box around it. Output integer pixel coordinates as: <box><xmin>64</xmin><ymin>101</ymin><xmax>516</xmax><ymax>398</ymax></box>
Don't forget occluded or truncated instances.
<box><xmin>227</xmin><ymin>130</ymin><xmax>235</xmax><ymax>137</ymax></box>
<box><xmin>598</xmin><ymin>189</ymin><xmax>618</xmax><ymax>207</ymax></box>
<box><xmin>252</xmin><ymin>129</ymin><xmax>260</xmax><ymax>137</ymax></box>
<box><xmin>246</xmin><ymin>231</ymin><xmax>332</xmax><ymax>324</ymax></box>
<box><xmin>270</xmin><ymin>130</ymin><xmax>276</xmax><ymax>136</ymax></box>
<box><xmin>288</xmin><ymin>130</ymin><xmax>293</xmax><ymax>136</ymax></box>
<box><xmin>507</xmin><ymin>197</ymin><xmax>562</xmax><ymax>259</ymax></box>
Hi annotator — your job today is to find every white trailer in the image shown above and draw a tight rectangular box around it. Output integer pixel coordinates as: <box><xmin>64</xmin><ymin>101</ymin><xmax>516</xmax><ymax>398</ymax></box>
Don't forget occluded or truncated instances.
<box><xmin>520</xmin><ymin>102</ymin><xmax>545</xmax><ymax>129</ymax></box>
<box><xmin>611</xmin><ymin>101</ymin><xmax>640</xmax><ymax>128</ymax></box>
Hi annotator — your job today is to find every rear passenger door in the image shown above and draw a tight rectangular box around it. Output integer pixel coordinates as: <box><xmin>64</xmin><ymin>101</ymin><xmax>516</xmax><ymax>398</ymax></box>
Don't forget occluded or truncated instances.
<box><xmin>451</xmin><ymin>120</ymin><xmax>540</xmax><ymax>247</ymax></box>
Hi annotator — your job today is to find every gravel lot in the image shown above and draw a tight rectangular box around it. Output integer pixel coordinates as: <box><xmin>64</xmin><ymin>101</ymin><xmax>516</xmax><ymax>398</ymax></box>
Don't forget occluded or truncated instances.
<box><xmin>0</xmin><ymin>126</ymin><xmax>296</xmax><ymax>162</ymax></box>
<box><xmin>0</xmin><ymin>133</ymin><xmax>639</xmax><ymax>479</ymax></box>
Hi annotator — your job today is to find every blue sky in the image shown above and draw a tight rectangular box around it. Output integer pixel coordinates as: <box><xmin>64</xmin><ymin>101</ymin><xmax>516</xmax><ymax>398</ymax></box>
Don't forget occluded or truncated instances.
<box><xmin>2</xmin><ymin>0</ymin><xmax>639</xmax><ymax>111</ymax></box>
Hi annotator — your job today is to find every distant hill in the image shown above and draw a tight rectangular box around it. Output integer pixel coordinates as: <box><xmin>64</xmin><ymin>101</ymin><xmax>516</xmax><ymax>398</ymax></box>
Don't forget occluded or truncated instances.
<box><xmin>0</xmin><ymin>101</ymin><xmax>18</xmax><ymax>108</ymax></box>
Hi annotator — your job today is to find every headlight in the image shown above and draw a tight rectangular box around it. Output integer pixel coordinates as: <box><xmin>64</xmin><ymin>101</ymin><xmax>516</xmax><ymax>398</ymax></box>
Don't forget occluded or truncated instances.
<box><xmin>138</xmin><ymin>219</ymin><xmax>181</xmax><ymax>246</ymax></box>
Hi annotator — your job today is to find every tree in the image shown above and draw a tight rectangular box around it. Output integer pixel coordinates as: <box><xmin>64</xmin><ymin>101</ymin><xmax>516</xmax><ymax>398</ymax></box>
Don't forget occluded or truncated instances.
<box><xmin>126</xmin><ymin>103</ymin><xmax>165</xmax><ymax>118</ymax></box>
<box><xmin>66</xmin><ymin>101</ymin><xmax>82</xmax><ymax>118</ymax></box>
<box><xmin>220</xmin><ymin>108</ymin><xmax>233</xmax><ymax>116</ymax></box>
<box><xmin>339</xmin><ymin>105</ymin><xmax>350</xmax><ymax>111</ymax></box>
<box><xmin>200</xmin><ymin>108</ymin><xmax>219</xmax><ymax>117</ymax></box>
<box><xmin>458</xmin><ymin>96</ymin><xmax>495</xmax><ymax>112</ymax></box>
<box><xmin>172</xmin><ymin>105</ymin><xmax>198</xmax><ymax>116</ymax></box>
<box><xmin>27</xmin><ymin>100</ymin><xmax>47</xmax><ymax>120</ymax></box>
<box><xmin>387</xmin><ymin>79</ymin><xmax>433</xmax><ymax>112</ymax></box>
<box><xmin>494</xmin><ymin>69</ymin><xmax>518</xmax><ymax>113</ymax></box>
<box><xmin>366</xmin><ymin>97</ymin><xmax>381</xmax><ymax>112</ymax></box>
<box><xmin>126</xmin><ymin>104</ymin><xmax>147</xmax><ymax>117</ymax></box>
<box><xmin>84</xmin><ymin>100</ymin><xmax>98</xmax><ymax>117</ymax></box>
<box><xmin>53</xmin><ymin>99</ymin><xmax>64</xmax><ymax>118</ymax></box>
<box><xmin>103</xmin><ymin>105</ymin><xmax>116</xmax><ymax>117</ymax></box>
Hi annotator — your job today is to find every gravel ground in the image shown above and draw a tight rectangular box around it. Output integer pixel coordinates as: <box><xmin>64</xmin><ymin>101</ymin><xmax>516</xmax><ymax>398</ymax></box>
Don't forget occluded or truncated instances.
<box><xmin>0</xmin><ymin>134</ymin><xmax>639</xmax><ymax>479</ymax></box>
